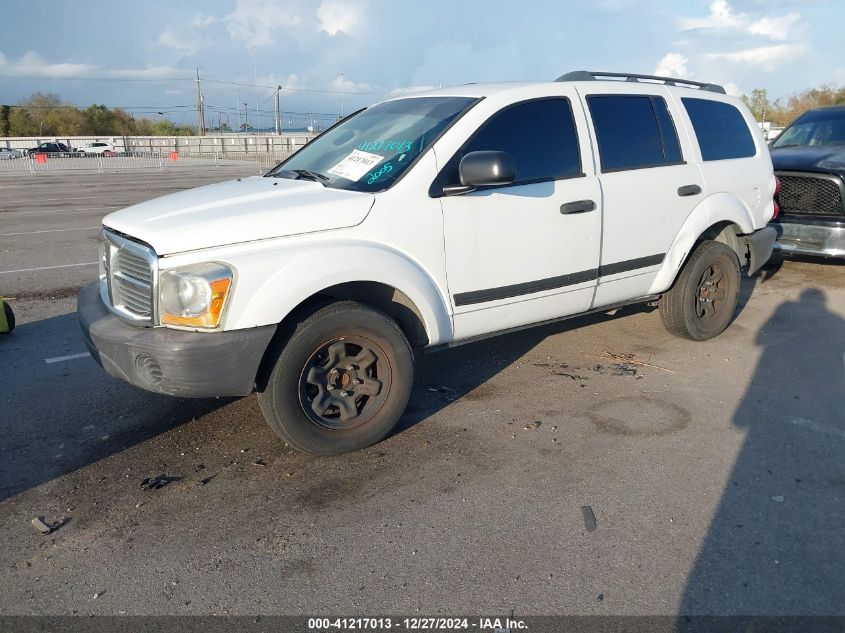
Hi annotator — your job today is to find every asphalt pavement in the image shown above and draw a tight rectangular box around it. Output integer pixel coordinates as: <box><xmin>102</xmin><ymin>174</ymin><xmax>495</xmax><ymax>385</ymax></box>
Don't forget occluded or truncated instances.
<box><xmin>1</xmin><ymin>169</ymin><xmax>844</xmax><ymax>617</ymax></box>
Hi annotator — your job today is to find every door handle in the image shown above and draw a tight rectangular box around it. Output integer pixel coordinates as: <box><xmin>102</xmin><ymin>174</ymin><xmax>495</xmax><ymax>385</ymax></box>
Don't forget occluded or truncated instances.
<box><xmin>677</xmin><ymin>184</ymin><xmax>702</xmax><ymax>197</ymax></box>
<box><xmin>560</xmin><ymin>199</ymin><xmax>596</xmax><ymax>214</ymax></box>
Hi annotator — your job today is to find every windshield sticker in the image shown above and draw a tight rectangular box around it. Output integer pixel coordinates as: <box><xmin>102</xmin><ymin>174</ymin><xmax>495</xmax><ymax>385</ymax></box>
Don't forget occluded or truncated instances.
<box><xmin>357</xmin><ymin>140</ymin><xmax>413</xmax><ymax>153</ymax></box>
<box><xmin>327</xmin><ymin>149</ymin><xmax>385</xmax><ymax>181</ymax></box>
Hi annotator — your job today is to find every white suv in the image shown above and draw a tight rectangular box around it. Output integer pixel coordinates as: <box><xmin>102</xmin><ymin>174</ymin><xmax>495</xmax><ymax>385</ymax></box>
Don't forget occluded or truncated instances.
<box><xmin>79</xmin><ymin>71</ymin><xmax>777</xmax><ymax>454</ymax></box>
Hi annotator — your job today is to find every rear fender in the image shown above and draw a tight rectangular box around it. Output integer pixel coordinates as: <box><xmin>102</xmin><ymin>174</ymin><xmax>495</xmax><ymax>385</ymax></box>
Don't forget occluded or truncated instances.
<box><xmin>649</xmin><ymin>193</ymin><xmax>755</xmax><ymax>294</ymax></box>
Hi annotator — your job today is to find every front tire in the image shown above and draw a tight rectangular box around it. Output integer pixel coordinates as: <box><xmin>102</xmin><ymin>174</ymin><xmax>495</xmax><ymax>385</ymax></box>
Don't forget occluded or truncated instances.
<box><xmin>659</xmin><ymin>240</ymin><xmax>740</xmax><ymax>341</ymax></box>
<box><xmin>258</xmin><ymin>301</ymin><xmax>414</xmax><ymax>455</ymax></box>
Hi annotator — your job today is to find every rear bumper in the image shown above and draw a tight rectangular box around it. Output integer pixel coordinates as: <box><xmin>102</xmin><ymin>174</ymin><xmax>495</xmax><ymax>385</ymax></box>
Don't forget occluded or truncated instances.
<box><xmin>772</xmin><ymin>217</ymin><xmax>845</xmax><ymax>258</ymax></box>
<box><xmin>743</xmin><ymin>226</ymin><xmax>777</xmax><ymax>275</ymax></box>
<box><xmin>77</xmin><ymin>282</ymin><xmax>276</xmax><ymax>398</ymax></box>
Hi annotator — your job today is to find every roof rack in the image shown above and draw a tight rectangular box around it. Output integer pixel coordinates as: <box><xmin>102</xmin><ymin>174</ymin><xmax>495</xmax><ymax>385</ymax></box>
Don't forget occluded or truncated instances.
<box><xmin>556</xmin><ymin>70</ymin><xmax>726</xmax><ymax>94</ymax></box>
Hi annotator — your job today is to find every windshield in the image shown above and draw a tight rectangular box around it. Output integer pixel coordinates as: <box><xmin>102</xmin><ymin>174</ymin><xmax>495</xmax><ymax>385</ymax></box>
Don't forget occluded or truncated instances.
<box><xmin>267</xmin><ymin>96</ymin><xmax>478</xmax><ymax>192</ymax></box>
<box><xmin>772</xmin><ymin>108</ymin><xmax>845</xmax><ymax>149</ymax></box>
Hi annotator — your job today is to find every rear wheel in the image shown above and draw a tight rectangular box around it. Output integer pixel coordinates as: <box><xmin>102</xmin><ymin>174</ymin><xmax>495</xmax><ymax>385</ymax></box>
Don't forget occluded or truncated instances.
<box><xmin>103</xmin><ymin>150</ymin><xmax>114</xmax><ymax>157</ymax></box>
<box><xmin>258</xmin><ymin>301</ymin><xmax>414</xmax><ymax>455</ymax></box>
<box><xmin>660</xmin><ymin>240</ymin><xmax>740</xmax><ymax>341</ymax></box>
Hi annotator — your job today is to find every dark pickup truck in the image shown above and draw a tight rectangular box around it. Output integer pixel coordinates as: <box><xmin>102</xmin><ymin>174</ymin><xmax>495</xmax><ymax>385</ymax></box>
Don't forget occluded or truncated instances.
<box><xmin>769</xmin><ymin>105</ymin><xmax>845</xmax><ymax>257</ymax></box>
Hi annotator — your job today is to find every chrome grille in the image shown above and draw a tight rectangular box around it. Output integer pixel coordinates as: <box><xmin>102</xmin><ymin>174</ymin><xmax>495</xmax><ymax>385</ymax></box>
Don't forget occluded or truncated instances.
<box><xmin>102</xmin><ymin>230</ymin><xmax>157</xmax><ymax>324</ymax></box>
<box><xmin>776</xmin><ymin>172</ymin><xmax>845</xmax><ymax>217</ymax></box>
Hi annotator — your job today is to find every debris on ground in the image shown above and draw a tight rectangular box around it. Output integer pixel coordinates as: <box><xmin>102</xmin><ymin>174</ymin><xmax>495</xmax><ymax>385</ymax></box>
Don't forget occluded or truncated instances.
<box><xmin>771</xmin><ymin>495</ymin><xmax>785</xmax><ymax>503</ymax></box>
<box><xmin>587</xmin><ymin>351</ymin><xmax>674</xmax><ymax>373</ymax></box>
<box><xmin>581</xmin><ymin>505</ymin><xmax>597</xmax><ymax>532</ymax></box>
<box><xmin>31</xmin><ymin>516</ymin><xmax>65</xmax><ymax>535</ymax></box>
<box><xmin>611</xmin><ymin>364</ymin><xmax>638</xmax><ymax>377</ymax></box>
<box><xmin>140</xmin><ymin>474</ymin><xmax>182</xmax><ymax>490</ymax></box>
<box><xmin>597</xmin><ymin>593</ymin><xmax>605</xmax><ymax>602</ymax></box>
<box><xmin>198</xmin><ymin>474</ymin><xmax>217</xmax><ymax>486</ymax></box>
<box><xmin>252</xmin><ymin>458</ymin><xmax>267</xmax><ymax>467</ymax></box>
<box><xmin>524</xmin><ymin>421</ymin><xmax>541</xmax><ymax>430</ymax></box>
<box><xmin>93</xmin><ymin>591</ymin><xmax>105</xmax><ymax>599</ymax></box>
<box><xmin>426</xmin><ymin>385</ymin><xmax>459</xmax><ymax>401</ymax></box>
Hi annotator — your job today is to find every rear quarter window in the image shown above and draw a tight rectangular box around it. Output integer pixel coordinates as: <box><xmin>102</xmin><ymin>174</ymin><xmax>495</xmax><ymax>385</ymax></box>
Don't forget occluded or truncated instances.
<box><xmin>682</xmin><ymin>97</ymin><xmax>756</xmax><ymax>161</ymax></box>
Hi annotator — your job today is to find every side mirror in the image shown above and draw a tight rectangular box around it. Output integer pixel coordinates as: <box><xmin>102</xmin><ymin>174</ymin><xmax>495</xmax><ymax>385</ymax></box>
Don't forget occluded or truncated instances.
<box><xmin>443</xmin><ymin>150</ymin><xmax>516</xmax><ymax>195</ymax></box>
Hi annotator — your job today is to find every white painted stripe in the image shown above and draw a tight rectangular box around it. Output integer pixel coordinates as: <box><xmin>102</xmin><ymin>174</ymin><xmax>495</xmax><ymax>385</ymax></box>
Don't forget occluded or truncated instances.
<box><xmin>45</xmin><ymin>352</ymin><xmax>91</xmax><ymax>364</ymax></box>
<box><xmin>788</xmin><ymin>417</ymin><xmax>845</xmax><ymax>440</ymax></box>
<box><xmin>0</xmin><ymin>207</ymin><xmax>118</xmax><ymax>216</ymax></box>
<box><xmin>0</xmin><ymin>261</ymin><xmax>98</xmax><ymax>274</ymax></box>
<box><xmin>0</xmin><ymin>226</ymin><xmax>100</xmax><ymax>237</ymax></box>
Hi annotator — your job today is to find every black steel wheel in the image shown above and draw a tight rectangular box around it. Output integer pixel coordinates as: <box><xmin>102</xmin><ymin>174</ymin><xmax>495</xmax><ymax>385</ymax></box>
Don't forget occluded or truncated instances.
<box><xmin>258</xmin><ymin>301</ymin><xmax>414</xmax><ymax>455</ymax></box>
<box><xmin>299</xmin><ymin>336</ymin><xmax>392</xmax><ymax>430</ymax></box>
<box><xmin>660</xmin><ymin>240</ymin><xmax>740</xmax><ymax>341</ymax></box>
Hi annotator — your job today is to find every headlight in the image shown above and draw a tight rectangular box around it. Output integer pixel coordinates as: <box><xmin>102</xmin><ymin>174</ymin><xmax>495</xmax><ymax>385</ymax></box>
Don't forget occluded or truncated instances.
<box><xmin>159</xmin><ymin>263</ymin><xmax>233</xmax><ymax>329</ymax></box>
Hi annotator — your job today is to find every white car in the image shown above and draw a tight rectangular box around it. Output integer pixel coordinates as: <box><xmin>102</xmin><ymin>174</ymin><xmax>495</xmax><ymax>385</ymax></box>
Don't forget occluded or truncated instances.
<box><xmin>0</xmin><ymin>148</ymin><xmax>23</xmax><ymax>160</ymax></box>
<box><xmin>79</xmin><ymin>70</ymin><xmax>777</xmax><ymax>455</ymax></box>
<box><xmin>77</xmin><ymin>142</ymin><xmax>116</xmax><ymax>157</ymax></box>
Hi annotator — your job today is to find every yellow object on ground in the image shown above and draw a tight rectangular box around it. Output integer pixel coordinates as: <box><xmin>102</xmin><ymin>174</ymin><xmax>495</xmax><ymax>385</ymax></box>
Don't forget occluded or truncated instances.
<box><xmin>0</xmin><ymin>297</ymin><xmax>14</xmax><ymax>334</ymax></box>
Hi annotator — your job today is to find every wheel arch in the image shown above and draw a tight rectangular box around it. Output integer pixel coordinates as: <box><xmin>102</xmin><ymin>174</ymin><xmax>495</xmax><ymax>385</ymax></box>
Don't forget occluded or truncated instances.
<box><xmin>649</xmin><ymin>193</ymin><xmax>756</xmax><ymax>294</ymax></box>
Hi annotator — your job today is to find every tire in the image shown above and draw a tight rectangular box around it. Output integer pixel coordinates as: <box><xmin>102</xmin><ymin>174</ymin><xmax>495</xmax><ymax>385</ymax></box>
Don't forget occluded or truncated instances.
<box><xmin>659</xmin><ymin>240</ymin><xmax>740</xmax><ymax>341</ymax></box>
<box><xmin>103</xmin><ymin>150</ymin><xmax>113</xmax><ymax>158</ymax></box>
<box><xmin>2</xmin><ymin>301</ymin><xmax>14</xmax><ymax>333</ymax></box>
<box><xmin>258</xmin><ymin>301</ymin><xmax>414</xmax><ymax>455</ymax></box>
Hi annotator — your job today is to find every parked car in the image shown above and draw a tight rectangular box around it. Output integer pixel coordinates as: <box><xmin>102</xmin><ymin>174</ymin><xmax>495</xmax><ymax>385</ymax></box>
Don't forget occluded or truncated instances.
<box><xmin>0</xmin><ymin>148</ymin><xmax>23</xmax><ymax>160</ymax></box>
<box><xmin>26</xmin><ymin>142</ymin><xmax>72</xmax><ymax>157</ymax></box>
<box><xmin>77</xmin><ymin>142</ymin><xmax>116</xmax><ymax>157</ymax></box>
<box><xmin>768</xmin><ymin>105</ymin><xmax>845</xmax><ymax>257</ymax></box>
<box><xmin>78</xmin><ymin>70</ymin><xmax>777</xmax><ymax>455</ymax></box>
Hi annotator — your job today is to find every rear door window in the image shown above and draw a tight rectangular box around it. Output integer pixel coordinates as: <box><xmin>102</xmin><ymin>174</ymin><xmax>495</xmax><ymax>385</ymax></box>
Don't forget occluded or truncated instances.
<box><xmin>682</xmin><ymin>97</ymin><xmax>756</xmax><ymax>161</ymax></box>
<box><xmin>587</xmin><ymin>95</ymin><xmax>684</xmax><ymax>171</ymax></box>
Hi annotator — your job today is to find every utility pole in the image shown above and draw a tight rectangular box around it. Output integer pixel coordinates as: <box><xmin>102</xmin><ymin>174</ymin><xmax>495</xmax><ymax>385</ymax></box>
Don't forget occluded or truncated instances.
<box><xmin>195</xmin><ymin>68</ymin><xmax>206</xmax><ymax>136</ymax></box>
<box><xmin>337</xmin><ymin>72</ymin><xmax>345</xmax><ymax>118</ymax></box>
<box><xmin>274</xmin><ymin>86</ymin><xmax>282</xmax><ymax>135</ymax></box>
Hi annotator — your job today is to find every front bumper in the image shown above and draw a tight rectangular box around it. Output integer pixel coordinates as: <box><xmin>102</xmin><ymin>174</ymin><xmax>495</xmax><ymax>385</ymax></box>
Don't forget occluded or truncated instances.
<box><xmin>772</xmin><ymin>217</ymin><xmax>845</xmax><ymax>258</ymax></box>
<box><xmin>77</xmin><ymin>282</ymin><xmax>276</xmax><ymax>398</ymax></box>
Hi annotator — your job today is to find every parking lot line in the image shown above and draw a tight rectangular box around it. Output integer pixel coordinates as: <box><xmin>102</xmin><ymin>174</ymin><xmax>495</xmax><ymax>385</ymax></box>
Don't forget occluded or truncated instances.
<box><xmin>0</xmin><ymin>261</ymin><xmax>98</xmax><ymax>274</ymax></box>
<box><xmin>45</xmin><ymin>352</ymin><xmax>91</xmax><ymax>364</ymax></box>
<box><xmin>0</xmin><ymin>226</ymin><xmax>100</xmax><ymax>237</ymax></box>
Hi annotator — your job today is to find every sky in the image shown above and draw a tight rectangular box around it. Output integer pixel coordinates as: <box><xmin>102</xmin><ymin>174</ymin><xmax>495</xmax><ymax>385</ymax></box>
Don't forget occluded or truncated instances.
<box><xmin>2</xmin><ymin>0</ymin><xmax>843</xmax><ymax>129</ymax></box>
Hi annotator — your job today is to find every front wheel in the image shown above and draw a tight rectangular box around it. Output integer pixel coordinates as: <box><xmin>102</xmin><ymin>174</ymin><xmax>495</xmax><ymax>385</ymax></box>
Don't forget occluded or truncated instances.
<box><xmin>103</xmin><ymin>150</ymin><xmax>114</xmax><ymax>157</ymax></box>
<box><xmin>258</xmin><ymin>301</ymin><xmax>414</xmax><ymax>455</ymax></box>
<box><xmin>659</xmin><ymin>240</ymin><xmax>740</xmax><ymax>341</ymax></box>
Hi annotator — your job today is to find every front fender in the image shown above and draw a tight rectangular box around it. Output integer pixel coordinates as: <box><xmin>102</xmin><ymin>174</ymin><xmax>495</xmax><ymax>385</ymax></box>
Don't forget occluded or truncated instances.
<box><xmin>223</xmin><ymin>240</ymin><xmax>454</xmax><ymax>346</ymax></box>
<box><xmin>648</xmin><ymin>193</ymin><xmax>756</xmax><ymax>295</ymax></box>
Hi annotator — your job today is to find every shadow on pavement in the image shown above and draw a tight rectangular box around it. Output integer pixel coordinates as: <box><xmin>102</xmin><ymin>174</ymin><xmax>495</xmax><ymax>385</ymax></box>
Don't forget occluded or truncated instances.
<box><xmin>0</xmin><ymin>312</ymin><xmax>229</xmax><ymax>501</ymax></box>
<box><xmin>680</xmin><ymin>288</ymin><xmax>845</xmax><ymax>615</ymax></box>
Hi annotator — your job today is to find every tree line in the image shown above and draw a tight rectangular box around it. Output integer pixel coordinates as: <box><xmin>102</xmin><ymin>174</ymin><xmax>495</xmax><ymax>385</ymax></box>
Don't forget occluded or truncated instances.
<box><xmin>742</xmin><ymin>85</ymin><xmax>845</xmax><ymax>126</ymax></box>
<box><xmin>2</xmin><ymin>84</ymin><xmax>843</xmax><ymax>137</ymax></box>
<box><xmin>0</xmin><ymin>93</ymin><xmax>197</xmax><ymax>137</ymax></box>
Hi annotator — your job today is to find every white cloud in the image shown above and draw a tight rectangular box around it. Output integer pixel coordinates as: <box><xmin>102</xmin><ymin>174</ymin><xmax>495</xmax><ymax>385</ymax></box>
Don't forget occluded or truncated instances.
<box><xmin>707</xmin><ymin>43</ymin><xmax>807</xmax><ymax>71</ymax></box>
<box><xmin>654</xmin><ymin>53</ymin><xmax>690</xmax><ymax>78</ymax></box>
<box><xmin>677</xmin><ymin>0</ymin><xmax>801</xmax><ymax>40</ymax></box>
<box><xmin>316</xmin><ymin>1</ymin><xmax>363</xmax><ymax>36</ymax></box>
<box><xmin>679</xmin><ymin>0</ymin><xmax>746</xmax><ymax>31</ymax></box>
<box><xmin>747</xmin><ymin>12</ymin><xmax>800</xmax><ymax>41</ymax></box>
<box><xmin>389</xmin><ymin>85</ymin><xmax>438</xmax><ymax>97</ymax></box>
<box><xmin>223</xmin><ymin>0</ymin><xmax>302</xmax><ymax>46</ymax></box>
<box><xmin>723</xmin><ymin>81</ymin><xmax>744</xmax><ymax>97</ymax></box>
<box><xmin>0</xmin><ymin>51</ymin><xmax>188</xmax><ymax>80</ymax></box>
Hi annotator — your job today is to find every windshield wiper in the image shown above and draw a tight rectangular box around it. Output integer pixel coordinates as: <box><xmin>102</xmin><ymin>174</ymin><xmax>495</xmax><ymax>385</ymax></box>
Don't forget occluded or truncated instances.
<box><xmin>292</xmin><ymin>169</ymin><xmax>330</xmax><ymax>186</ymax></box>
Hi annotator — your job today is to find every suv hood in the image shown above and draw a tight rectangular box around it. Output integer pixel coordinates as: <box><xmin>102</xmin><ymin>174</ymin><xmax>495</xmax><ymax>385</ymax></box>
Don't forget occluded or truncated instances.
<box><xmin>103</xmin><ymin>175</ymin><xmax>375</xmax><ymax>255</ymax></box>
<box><xmin>770</xmin><ymin>144</ymin><xmax>845</xmax><ymax>175</ymax></box>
